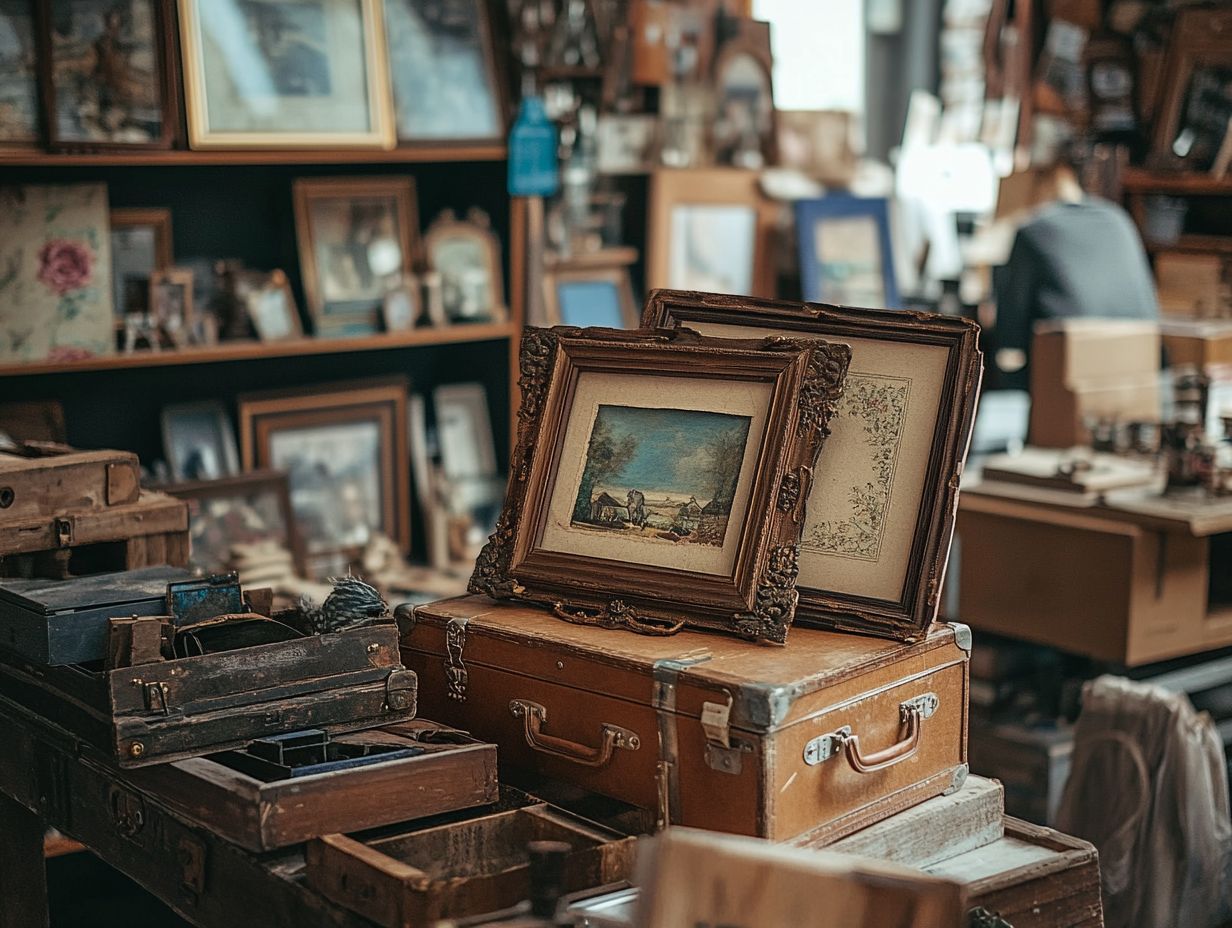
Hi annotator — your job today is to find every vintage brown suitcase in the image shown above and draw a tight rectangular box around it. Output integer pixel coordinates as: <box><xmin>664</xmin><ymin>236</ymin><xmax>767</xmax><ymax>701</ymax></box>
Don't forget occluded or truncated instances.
<box><xmin>0</xmin><ymin>621</ymin><xmax>417</xmax><ymax>767</ymax></box>
<box><xmin>305</xmin><ymin>802</ymin><xmax>636</xmax><ymax>927</ymax></box>
<box><xmin>402</xmin><ymin>596</ymin><xmax>970</xmax><ymax>843</ymax></box>
<box><xmin>122</xmin><ymin>720</ymin><xmax>499</xmax><ymax>852</ymax></box>
<box><xmin>925</xmin><ymin>817</ymin><xmax>1104</xmax><ymax>927</ymax></box>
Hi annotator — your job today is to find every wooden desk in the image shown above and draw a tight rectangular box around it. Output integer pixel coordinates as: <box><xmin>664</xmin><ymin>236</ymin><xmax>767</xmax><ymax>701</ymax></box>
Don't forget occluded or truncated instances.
<box><xmin>0</xmin><ymin>694</ymin><xmax>371</xmax><ymax>928</ymax></box>
<box><xmin>957</xmin><ymin>480</ymin><xmax>1232</xmax><ymax>665</ymax></box>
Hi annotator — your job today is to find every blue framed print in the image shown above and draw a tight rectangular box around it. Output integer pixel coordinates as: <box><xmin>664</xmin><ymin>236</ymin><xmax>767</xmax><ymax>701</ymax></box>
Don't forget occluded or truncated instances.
<box><xmin>795</xmin><ymin>195</ymin><xmax>899</xmax><ymax>309</ymax></box>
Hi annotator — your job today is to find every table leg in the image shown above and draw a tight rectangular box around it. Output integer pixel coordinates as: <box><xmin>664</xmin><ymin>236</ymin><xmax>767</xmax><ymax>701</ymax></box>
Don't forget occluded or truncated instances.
<box><xmin>0</xmin><ymin>791</ymin><xmax>49</xmax><ymax>928</ymax></box>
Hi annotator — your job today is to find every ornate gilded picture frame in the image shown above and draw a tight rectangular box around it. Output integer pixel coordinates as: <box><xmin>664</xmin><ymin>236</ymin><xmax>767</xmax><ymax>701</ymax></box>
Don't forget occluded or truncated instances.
<box><xmin>644</xmin><ymin>290</ymin><xmax>983</xmax><ymax>642</ymax></box>
<box><xmin>468</xmin><ymin>326</ymin><xmax>851</xmax><ymax>643</ymax></box>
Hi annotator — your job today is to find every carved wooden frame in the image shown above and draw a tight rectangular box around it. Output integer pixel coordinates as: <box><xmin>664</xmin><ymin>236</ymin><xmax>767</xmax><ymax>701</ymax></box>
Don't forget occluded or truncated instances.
<box><xmin>468</xmin><ymin>326</ymin><xmax>851</xmax><ymax>643</ymax></box>
<box><xmin>643</xmin><ymin>290</ymin><xmax>983</xmax><ymax>642</ymax></box>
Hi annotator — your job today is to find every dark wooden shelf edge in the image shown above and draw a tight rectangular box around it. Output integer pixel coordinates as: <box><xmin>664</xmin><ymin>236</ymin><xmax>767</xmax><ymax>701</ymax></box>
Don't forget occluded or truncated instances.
<box><xmin>0</xmin><ymin>323</ymin><xmax>516</xmax><ymax>377</ymax></box>
<box><xmin>1123</xmin><ymin>168</ymin><xmax>1232</xmax><ymax>195</ymax></box>
<box><xmin>0</xmin><ymin>145</ymin><xmax>507</xmax><ymax>168</ymax></box>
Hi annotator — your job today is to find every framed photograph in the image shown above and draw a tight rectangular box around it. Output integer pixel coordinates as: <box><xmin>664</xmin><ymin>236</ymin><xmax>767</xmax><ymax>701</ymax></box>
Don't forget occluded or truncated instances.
<box><xmin>177</xmin><ymin>0</ymin><xmax>395</xmax><ymax>149</ymax></box>
<box><xmin>434</xmin><ymin>382</ymin><xmax>503</xmax><ymax>560</ymax></box>
<box><xmin>643</xmin><ymin>289</ymin><xmax>983</xmax><ymax>642</ymax></box>
<box><xmin>796</xmin><ymin>196</ymin><xmax>899</xmax><ymax>309</ymax></box>
<box><xmin>777</xmin><ymin>110</ymin><xmax>857</xmax><ymax>186</ymax></box>
<box><xmin>382</xmin><ymin>274</ymin><xmax>420</xmax><ymax>331</ymax></box>
<box><xmin>110</xmin><ymin>207</ymin><xmax>172</xmax><ymax>317</ymax></box>
<box><xmin>148</xmin><ymin>266</ymin><xmax>194</xmax><ymax>340</ymax></box>
<box><xmin>41</xmin><ymin>0</ymin><xmax>176</xmax><ymax>150</ymax></box>
<box><xmin>467</xmin><ymin>327</ymin><xmax>851</xmax><ymax>642</ymax></box>
<box><xmin>0</xmin><ymin>183</ymin><xmax>114</xmax><ymax>363</ymax></box>
<box><xmin>236</xmin><ymin>268</ymin><xmax>302</xmax><ymax>341</ymax></box>
<box><xmin>162</xmin><ymin>400</ymin><xmax>241</xmax><ymax>482</ymax></box>
<box><xmin>383</xmin><ymin>0</ymin><xmax>506</xmax><ymax>147</ymax></box>
<box><xmin>0</xmin><ymin>0</ymin><xmax>41</xmax><ymax>147</ymax></box>
<box><xmin>710</xmin><ymin>19</ymin><xmax>776</xmax><ymax>168</ymax></box>
<box><xmin>646</xmin><ymin>168</ymin><xmax>776</xmax><ymax>299</ymax></box>
<box><xmin>239</xmin><ymin>378</ymin><xmax>411</xmax><ymax>560</ymax></box>
<box><xmin>1150</xmin><ymin>8</ymin><xmax>1232</xmax><ymax>172</ymax></box>
<box><xmin>596</xmin><ymin>113</ymin><xmax>659</xmax><ymax>174</ymax></box>
<box><xmin>166</xmin><ymin>470</ymin><xmax>305</xmax><ymax>576</ymax></box>
<box><xmin>541</xmin><ymin>249</ymin><xmax>638</xmax><ymax>328</ymax></box>
<box><xmin>293</xmin><ymin>176</ymin><xmax>419</xmax><ymax>333</ymax></box>
<box><xmin>423</xmin><ymin>207</ymin><xmax>506</xmax><ymax>323</ymax></box>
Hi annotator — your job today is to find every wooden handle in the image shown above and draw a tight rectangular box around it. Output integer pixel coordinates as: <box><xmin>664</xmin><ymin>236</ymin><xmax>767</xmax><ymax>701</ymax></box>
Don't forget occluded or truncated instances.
<box><xmin>510</xmin><ymin>699</ymin><xmax>641</xmax><ymax>768</ymax></box>
<box><xmin>841</xmin><ymin>704</ymin><xmax>924</xmax><ymax>774</ymax></box>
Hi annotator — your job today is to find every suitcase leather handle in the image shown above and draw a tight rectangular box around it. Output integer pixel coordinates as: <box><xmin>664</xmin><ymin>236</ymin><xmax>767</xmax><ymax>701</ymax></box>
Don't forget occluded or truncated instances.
<box><xmin>510</xmin><ymin>699</ymin><xmax>641</xmax><ymax>767</ymax></box>
<box><xmin>803</xmin><ymin>693</ymin><xmax>939</xmax><ymax>774</ymax></box>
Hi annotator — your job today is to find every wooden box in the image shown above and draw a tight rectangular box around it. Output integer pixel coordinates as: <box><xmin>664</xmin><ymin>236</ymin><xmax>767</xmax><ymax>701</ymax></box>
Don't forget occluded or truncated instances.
<box><xmin>123</xmin><ymin>720</ymin><xmax>498</xmax><ymax>852</ymax></box>
<box><xmin>305</xmin><ymin>803</ymin><xmax>636</xmax><ymax>927</ymax></box>
<box><xmin>925</xmin><ymin>817</ymin><xmax>1103</xmax><ymax>927</ymax></box>
<box><xmin>0</xmin><ymin>622</ymin><xmax>417</xmax><ymax>767</ymax></box>
<box><xmin>402</xmin><ymin>596</ymin><xmax>970</xmax><ymax>843</ymax></box>
<box><xmin>0</xmin><ymin>567</ymin><xmax>190</xmax><ymax>666</ymax></box>
<box><xmin>0</xmin><ymin>446</ymin><xmax>140</xmax><ymax>522</ymax></box>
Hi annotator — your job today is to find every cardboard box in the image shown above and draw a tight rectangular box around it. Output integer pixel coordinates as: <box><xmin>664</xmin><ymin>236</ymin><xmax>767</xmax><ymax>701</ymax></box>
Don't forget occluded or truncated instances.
<box><xmin>1156</xmin><ymin>251</ymin><xmax>1228</xmax><ymax>319</ymax></box>
<box><xmin>1029</xmin><ymin>319</ymin><xmax>1161</xmax><ymax>447</ymax></box>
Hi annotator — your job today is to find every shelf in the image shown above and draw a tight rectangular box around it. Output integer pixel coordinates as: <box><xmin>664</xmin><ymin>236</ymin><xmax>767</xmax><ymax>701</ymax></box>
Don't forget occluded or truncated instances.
<box><xmin>1122</xmin><ymin>168</ymin><xmax>1232</xmax><ymax>196</ymax></box>
<box><xmin>0</xmin><ymin>145</ymin><xmax>506</xmax><ymax>168</ymax></box>
<box><xmin>0</xmin><ymin>322</ymin><xmax>517</xmax><ymax>377</ymax></box>
<box><xmin>1147</xmin><ymin>234</ymin><xmax>1232</xmax><ymax>255</ymax></box>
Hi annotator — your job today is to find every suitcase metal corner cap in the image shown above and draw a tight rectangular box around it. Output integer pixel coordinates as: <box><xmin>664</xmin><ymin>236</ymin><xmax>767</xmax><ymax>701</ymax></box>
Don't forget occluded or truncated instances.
<box><xmin>736</xmin><ymin>682</ymin><xmax>801</xmax><ymax>730</ymax></box>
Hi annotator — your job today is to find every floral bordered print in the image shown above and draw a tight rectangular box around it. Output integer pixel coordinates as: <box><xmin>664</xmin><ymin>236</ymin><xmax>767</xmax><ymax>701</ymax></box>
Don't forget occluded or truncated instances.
<box><xmin>803</xmin><ymin>372</ymin><xmax>910</xmax><ymax>561</ymax></box>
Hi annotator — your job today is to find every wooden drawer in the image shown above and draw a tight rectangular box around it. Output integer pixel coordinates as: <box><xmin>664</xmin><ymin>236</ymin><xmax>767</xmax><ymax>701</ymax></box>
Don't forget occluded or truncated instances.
<box><xmin>305</xmin><ymin>804</ymin><xmax>635</xmax><ymax>927</ymax></box>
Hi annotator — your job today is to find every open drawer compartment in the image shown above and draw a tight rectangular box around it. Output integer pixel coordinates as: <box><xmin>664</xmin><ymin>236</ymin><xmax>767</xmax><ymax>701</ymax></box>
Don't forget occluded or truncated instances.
<box><xmin>305</xmin><ymin>803</ymin><xmax>636</xmax><ymax>926</ymax></box>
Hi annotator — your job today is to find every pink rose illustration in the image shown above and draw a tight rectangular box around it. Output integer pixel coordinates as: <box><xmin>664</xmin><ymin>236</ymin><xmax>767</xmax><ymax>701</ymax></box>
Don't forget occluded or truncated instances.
<box><xmin>37</xmin><ymin>239</ymin><xmax>93</xmax><ymax>295</ymax></box>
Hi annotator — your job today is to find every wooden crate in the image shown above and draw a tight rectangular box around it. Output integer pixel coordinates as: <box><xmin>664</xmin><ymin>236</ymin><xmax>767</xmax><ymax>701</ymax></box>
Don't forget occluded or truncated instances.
<box><xmin>305</xmin><ymin>804</ymin><xmax>636</xmax><ymax>927</ymax></box>
<box><xmin>0</xmin><ymin>622</ymin><xmax>417</xmax><ymax>767</ymax></box>
<box><xmin>0</xmin><ymin>447</ymin><xmax>139</xmax><ymax>522</ymax></box>
<box><xmin>122</xmin><ymin>721</ymin><xmax>498</xmax><ymax>852</ymax></box>
<box><xmin>403</xmin><ymin>596</ymin><xmax>970</xmax><ymax>843</ymax></box>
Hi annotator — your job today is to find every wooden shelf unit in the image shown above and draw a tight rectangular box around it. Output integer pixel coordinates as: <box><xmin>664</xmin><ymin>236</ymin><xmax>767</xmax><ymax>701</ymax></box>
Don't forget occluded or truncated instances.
<box><xmin>0</xmin><ymin>323</ymin><xmax>517</xmax><ymax>378</ymax></box>
<box><xmin>1122</xmin><ymin>168</ymin><xmax>1232</xmax><ymax>196</ymax></box>
<box><xmin>0</xmin><ymin>145</ymin><xmax>506</xmax><ymax>168</ymax></box>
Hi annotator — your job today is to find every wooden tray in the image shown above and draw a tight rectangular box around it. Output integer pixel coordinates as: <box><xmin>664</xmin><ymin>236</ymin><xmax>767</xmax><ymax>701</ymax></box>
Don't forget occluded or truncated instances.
<box><xmin>306</xmin><ymin>804</ymin><xmax>636</xmax><ymax>927</ymax></box>
<box><xmin>123</xmin><ymin>721</ymin><xmax>498</xmax><ymax>852</ymax></box>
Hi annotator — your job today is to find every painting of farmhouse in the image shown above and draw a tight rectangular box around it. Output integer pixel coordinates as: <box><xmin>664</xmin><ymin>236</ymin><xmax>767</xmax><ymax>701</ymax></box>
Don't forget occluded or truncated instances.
<box><xmin>570</xmin><ymin>404</ymin><xmax>753</xmax><ymax>548</ymax></box>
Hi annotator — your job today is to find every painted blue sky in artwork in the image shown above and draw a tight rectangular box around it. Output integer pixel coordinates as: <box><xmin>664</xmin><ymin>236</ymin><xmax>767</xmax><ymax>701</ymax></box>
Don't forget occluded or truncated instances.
<box><xmin>591</xmin><ymin>404</ymin><xmax>751</xmax><ymax>496</ymax></box>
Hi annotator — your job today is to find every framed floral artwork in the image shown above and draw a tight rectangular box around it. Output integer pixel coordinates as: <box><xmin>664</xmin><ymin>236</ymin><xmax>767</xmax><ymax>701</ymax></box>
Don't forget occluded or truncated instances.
<box><xmin>643</xmin><ymin>289</ymin><xmax>983</xmax><ymax>642</ymax></box>
<box><xmin>0</xmin><ymin>183</ymin><xmax>114</xmax><ymax>363</ymax></box>
<box><xmin>177</xmin><ymin>0</ymin><xmax>395</xmax><ymax>149</ymax></box>
<box><xmin>468</xmin><ymin>326</ymin><xmax>851</xmax><ymax>642</ymax></box>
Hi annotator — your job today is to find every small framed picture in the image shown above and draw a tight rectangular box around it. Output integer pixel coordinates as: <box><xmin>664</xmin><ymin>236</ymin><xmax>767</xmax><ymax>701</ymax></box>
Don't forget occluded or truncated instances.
<box><xmin>177</xmin><ymin>0</ymin><xmax>395</xmax><ymax>149</ymax></box>
<box><xmin>43</xmin><ymin>0</ymin><xmax>176</xmax><ymax>150</ymax></box>
<box><xmin>236</xmin><ymin>269</ymin><xmax>302</xmax><ymax>342</ymax></box>
<box><xmin>596</xmin><ymin>114</ymin><xmax>659</xmax><ymax>174</ymax></box>
<box><xmin>1150</xmin><ymin>8</ymin><xmax>1232</xmax><ymax>172</ymax></box>
<box><xmin>166</xmin><ymin>470</ymin><xmax>306</xmax><ymax>577</ymax></box>
<box><xmin>647</xmin><ymin>168</ymin><xmax>776</xmax><ymax>298</ymax></box>
<box><xmin>423</xmin><ymin>208</ymin><xmax>506</xmax><ymax>323</ymax></box>
<box><xmin>542</xmin><ymin>250</ymin><xmax>639</xmax><ymax>328</ymax></box>
<box><xmin>239</xmin><ymin>378</ymin><xmax>411</xmax><ymax>561</ymax></box>
<box><xmin>110</xmin><ymin>208</ymin><xmax>172</xmax><ymax>317</ymax></box>
<box><xmin>644</xmin><ymin>289</ymin><xmax>983</xmax><ymax>642</ymax></box>
<box><xmin>383</xmin><ymin>0</ymin><xmax>506</xmax><ymax>147</ymax></box>
<box><xmin>149</xmin><ymin>267</ymin><xmax>195</xmax><ymax>340</ymax></box>
<box><xmin>161</xmin><ymin>400</ymin><xmax>241</xmax><ymax>482</ymax></box>
<box><xmin>293</xmin><ymin>177</ymin><xmax>419</xmax><ymax>334</ymax></box>
<box><xmin>0</xmin><ymin>1</ymin><xmax>41</xmax><ymax>147</ymax></box>
<box><xmin>795</xmin><ymin>195</ymin><xmax>899</xmax><ymax>309</ymax></box>
<box><xmin>468</xmin><ymin>327</ymin><xmax>851</xmax><ymax>642</ymax></box>
<box><xmin>382</xmin><ymin>275</ymin><xmax>421</xmax><ymax>331</ymax></box>
<box><xmin>710</xmin><ymin>19</ymin><xmax>776</xmax><ymax>168</ymax></box>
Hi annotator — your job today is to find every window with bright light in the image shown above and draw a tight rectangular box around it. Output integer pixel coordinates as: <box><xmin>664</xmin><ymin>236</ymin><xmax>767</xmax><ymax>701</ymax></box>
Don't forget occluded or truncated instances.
<box><xmin>752</xmin><ymin>0</ymin><xmax>865</xmax><ymax>114</ymax></box>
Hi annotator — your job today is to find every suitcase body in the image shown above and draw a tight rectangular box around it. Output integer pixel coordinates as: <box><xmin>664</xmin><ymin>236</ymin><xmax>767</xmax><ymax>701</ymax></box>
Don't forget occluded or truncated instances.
<box><xmin>403</xmin><ymin>596</ymin><xmax>970</xmax><ymax>842</ymax></box>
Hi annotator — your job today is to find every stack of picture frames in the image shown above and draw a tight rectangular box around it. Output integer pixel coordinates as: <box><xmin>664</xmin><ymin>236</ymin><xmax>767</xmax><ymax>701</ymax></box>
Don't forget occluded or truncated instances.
<box><xmin>470</xmin><ymin>290</ymin><xmax>982</xmax><ymax>645</ymax></box>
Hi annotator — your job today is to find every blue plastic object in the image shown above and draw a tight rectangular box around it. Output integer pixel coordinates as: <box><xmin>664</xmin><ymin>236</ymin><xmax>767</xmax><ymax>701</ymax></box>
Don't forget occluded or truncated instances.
<box><xmin>508</xmin><ymin>95</ymin><xmax>560</xmax><ymax>197</ymax></box>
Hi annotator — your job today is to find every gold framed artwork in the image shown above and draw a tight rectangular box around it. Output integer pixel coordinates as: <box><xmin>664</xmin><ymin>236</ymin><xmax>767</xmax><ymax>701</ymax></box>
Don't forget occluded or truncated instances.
<box><xmin>468</xmin><ymin>327</ymin><xmax>852</xmax><ymax>642</ymax></box>
<box><xmin>236</xmin><ymin>269</ymin><xmax>302</xmax><ymax>341</ymax></box>
<box><xmin>293</xmin><ymin>176</ymin><xmax>419</xmax><ymax>335</ymax></box>
<box><xmin>239</xmin><ymin>378</ymin><xmax>412</xmax><ymax>564</ymax></box>
<box><xmin>423</xmin><ymin>207</ymin><xmax>506</xmax><ymax>323</ymax></box>
<box><xmin>644</xmin><ymin>289</ymin><xmax>984</xmax><ymax>642</ymax></box>
<box><xmin>177</xmin><ymin>0</ymin><xmax>395</xmax><ymax>150</ymax></box>
<box><xmin>109</xmin><ymin>207</ymin><xmax>173</xmax><ymax>318</ymax></box>
<box><xmin>646</xmin><ymin>168</ymin><xmax>776</xmax><ymax>299</ymax></box>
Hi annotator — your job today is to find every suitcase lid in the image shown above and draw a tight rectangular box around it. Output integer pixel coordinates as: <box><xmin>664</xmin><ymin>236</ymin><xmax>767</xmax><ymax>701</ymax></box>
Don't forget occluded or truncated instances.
<box><xmin>408</xmin><ymin>596</ymin><xmax>969</xmax><ymax>734</ymax></box>
<box><xmin>0</xmin><ymin>566</ymin><xmax>191</xmax><ymax>615</ymax></box>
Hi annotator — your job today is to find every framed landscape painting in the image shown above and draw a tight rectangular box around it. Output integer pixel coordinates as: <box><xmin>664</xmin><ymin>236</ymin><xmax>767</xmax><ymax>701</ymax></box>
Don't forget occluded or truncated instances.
<box><xmin>644</xmin><ymin>289</ymin><xmax>983</xmax><ymax>642</ymax></box>
<box><xmin>468</xmin><ymin>326</ymin><xmax>851</xmax><ymax>642</ymax></box>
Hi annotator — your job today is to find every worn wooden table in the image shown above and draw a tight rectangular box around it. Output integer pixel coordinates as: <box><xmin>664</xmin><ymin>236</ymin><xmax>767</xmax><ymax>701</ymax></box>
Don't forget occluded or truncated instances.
<box><xmin>0</xmin><ymin>693</ymin><xmax>372</xmax><ymax>928</ymax></box>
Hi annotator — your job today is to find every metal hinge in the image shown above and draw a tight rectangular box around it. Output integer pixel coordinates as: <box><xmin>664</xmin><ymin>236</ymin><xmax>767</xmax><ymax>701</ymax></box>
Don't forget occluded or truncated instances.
<box><xmin>444</xmin><ymin>617</ymin><xmax>469</xmax><ymax>702</ymax></box>
<box><xmin>109</xmin><ymin>785</ymin><xmax>145</xmax><ymax>839</ymax></box>
<box><xmin>969</xmin><ymin>907</ymin><xmax>1014</xmax><ymax>928</ymax></box>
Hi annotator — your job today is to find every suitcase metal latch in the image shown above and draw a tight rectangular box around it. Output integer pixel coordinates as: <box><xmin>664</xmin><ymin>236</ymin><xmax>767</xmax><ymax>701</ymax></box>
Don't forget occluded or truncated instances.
<box><xmin>385</xmin><ymin>669</ymin><xmax>417</xmax><ymax>713</ymax></box>
<box><xmin>700</xmin><ymin>693</ymin><xmax>753</xmax><ymax>775</ymax></box>
<box><xmin>141</xmin><ymin>681</ymin><xmax>172</xmax><ymax>716</ymax></box>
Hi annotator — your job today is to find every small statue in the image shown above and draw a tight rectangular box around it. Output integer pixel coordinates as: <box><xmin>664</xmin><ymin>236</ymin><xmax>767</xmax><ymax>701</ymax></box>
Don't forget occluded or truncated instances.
<box><xmin>301</xmin><ymin>576</ymin><xmax>388</xmax><ymax>634</ymax></box>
